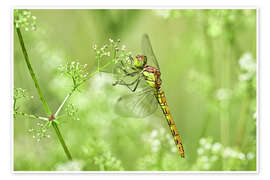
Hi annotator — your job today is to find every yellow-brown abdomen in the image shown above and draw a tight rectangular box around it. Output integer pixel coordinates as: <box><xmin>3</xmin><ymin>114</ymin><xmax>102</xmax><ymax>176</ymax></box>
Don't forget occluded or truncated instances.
<box><xmin>155</xmin><ymin>89</ymin><xmax>185</xmax><ymax>158</ymax></box>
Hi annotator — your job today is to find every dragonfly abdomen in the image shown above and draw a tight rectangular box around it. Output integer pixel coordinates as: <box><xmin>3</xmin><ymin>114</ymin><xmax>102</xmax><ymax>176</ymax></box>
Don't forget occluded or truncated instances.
<box><xmin>155</xmin><ymin>89</ymin><xmax>185</xmax><ymax>158</ymax></box>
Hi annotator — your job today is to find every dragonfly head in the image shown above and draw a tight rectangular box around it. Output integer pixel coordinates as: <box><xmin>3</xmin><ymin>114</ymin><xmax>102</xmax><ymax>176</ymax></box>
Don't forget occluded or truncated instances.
<box><xmin>134</xmin><ymin>55</ymin><xmax>147</xmax><ymax>68</ymax></box>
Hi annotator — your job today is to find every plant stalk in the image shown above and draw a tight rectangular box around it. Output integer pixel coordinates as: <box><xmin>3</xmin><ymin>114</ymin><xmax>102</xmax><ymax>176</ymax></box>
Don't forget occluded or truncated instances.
<box><xmin>16</xmin><ymin>27</ymin><xmax>72</xmax><ymax>160</ymax></box>
<box><xmin>52</xmin><ymin>122</ymin><xmax>72</xmax><ymax>160</ymax></box>
<box><xmin>16</xmin><ymin>28</ymin><xmax>51</xmax><ymax>116</ymax></box>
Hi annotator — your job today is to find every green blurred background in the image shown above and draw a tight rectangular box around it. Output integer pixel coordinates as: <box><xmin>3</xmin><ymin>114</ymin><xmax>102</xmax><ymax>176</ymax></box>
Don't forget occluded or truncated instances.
<box><xmin>13</xmin><ymin>9</ymin><xmax>257</xmax><ymax>171</ymax></box>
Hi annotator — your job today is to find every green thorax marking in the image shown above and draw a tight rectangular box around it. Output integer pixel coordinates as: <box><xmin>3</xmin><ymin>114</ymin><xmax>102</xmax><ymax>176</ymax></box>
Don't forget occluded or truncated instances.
<box><xmin>142</xmin><ymin>65</ymin><xmax>162</xmax><ymax>89</ymax></box>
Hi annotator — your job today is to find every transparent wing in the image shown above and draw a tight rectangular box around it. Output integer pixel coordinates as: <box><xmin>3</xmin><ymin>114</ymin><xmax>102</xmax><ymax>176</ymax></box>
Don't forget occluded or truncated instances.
<box><xmin>141</xmin><ymin>34</ymin><xmax>160</xmax><ymax>69</ymax></box>
<box><xmin>114</xmin><ymin>88</ymin><xmax>158</xmax><ymax>118</ymax></box>
<box><xmin>100</xmin><ymin>57</ymin><xmax>142</xmax><ymax>88</ymax></box>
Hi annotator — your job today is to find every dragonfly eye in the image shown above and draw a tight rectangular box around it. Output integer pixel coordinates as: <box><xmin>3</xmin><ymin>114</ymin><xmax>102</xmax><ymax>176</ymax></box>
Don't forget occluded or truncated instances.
<box><xmin>134</xmin><ymin>55</ymin><xmax>146</xmax><ymax>68</ymax></box>
<box><xmin>136</xmin><ymin>55</ymin><xmax>144</xmax><ymax>61</ymax></box>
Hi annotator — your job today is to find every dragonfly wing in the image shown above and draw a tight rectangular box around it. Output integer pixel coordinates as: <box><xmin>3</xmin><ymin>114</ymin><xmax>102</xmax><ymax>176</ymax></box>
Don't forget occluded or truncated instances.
<box><xmin>141</xmin><ymin>34</ymin><xmax>160</xmax><ymax>69</ymax></box>
<box><xmin>115</xmin><ymin>88</ymin><xmax>158</xmax><ymax>118</ymax></box>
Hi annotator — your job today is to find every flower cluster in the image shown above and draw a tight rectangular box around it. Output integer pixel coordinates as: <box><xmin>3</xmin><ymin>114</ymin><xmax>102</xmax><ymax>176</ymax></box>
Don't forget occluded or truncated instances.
<box><xmin>64</xmin><ymin>103</ymin><xmax>80</xmax><ymax>121</ymax></box>
<box><xmin>154</xmin><ymin>10</ymin><xmax>172</xmax><ymax>19</ymax></box>
<box><xmin>55</xmin><ymin>160</ymin><xmax>84</xmax><ymax>171</ymax></box>
<box><xmin>14</xmin><ymin>9</ymin><xmax>37</xmax><ymax>31</ymax></box>
<box><xmin>92</xmin><ymin>38</ymin><xmax>133</xmax><ymax>75</ymax></box>
<box><xmin>215</xmin><ymin>88</ymin><xmax>232</xmax><ymax>101</ymax></box>
<box><xmin>93</xmin><ymin>151</ymin><xmax>124</xmax><ymax>171</ymax></box>
<box><xmin>14</xmin><ymin>88</ymin><xmax>33</xmax><ymax>101</ymax></box>
<box><xmin>58</xmin><ymin>61</ymin><xmax>89</xmax><ymax>88</ymax></box>
<box><xmin>137</xmin><ymin>127</ymin><xmax>188</xmax><ymax>171</ymax></box>
<box><xmin>92</xmin><ymin>38</ymin><xmax>123</xmax><ymax>60</ymax></box>
<box><xmin>13</xmin><ymin>88</ymin><xmax>33</xmax><ymax>114</ymax></box>
<box><xmin>28</xmin><ymin>122</ymin><xmax>51</xmax><ymax>142</ymax></box>
<box><xmin>144</xmin><ymin>127</ymin><xmax>176</xmax><ymax>154</ymax></box>
<box><xmin>193</xmin><ymin>137</ymin><xmax>255</xmax><ymax>171</ymax></box>
<box><xmin>238</xmin><ymin>53</ymin><xmax>256</xmax><ymax>82</ymax></box>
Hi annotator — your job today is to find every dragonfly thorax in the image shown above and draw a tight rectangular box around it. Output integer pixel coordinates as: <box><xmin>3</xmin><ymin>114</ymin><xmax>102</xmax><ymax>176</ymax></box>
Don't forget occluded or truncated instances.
<box><xmin>143</xmin><ymin>64</ymin><xmax>162</xmax><ymax>89</ymax></box>
<box><xmin>134</xmin><ymin>55</ymin><xmax>147</xmax><ymax>69</ymax></box>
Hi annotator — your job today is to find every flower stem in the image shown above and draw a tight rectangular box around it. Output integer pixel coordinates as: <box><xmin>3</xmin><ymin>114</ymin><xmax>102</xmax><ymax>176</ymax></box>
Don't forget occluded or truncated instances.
<box><xmin>16</xmin><ymin>28</ymin><xmax>51</xmax><ymax>116</ymax></box>
<box><xmin>14</xmin><ymin>111</ymin><xmax>48</xmax><ymax>121</ymax></box>
<box><xmin>16</xmin><ymin>27</ymin><xmax>72</xmax><ymax>160</ymax></box>
<box><xmin>55</xmin><ymin>92</ymin><xmax>72</xmax><ymax>117</ymax></box>
<box><xmin>52</xmin><ymin>122</ymin><xmax>72</xmax><ymax>160</ymax></box>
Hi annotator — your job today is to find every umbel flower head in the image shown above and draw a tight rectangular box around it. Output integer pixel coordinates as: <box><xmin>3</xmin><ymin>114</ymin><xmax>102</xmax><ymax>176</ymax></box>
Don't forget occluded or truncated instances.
<box><xmin>14</xmin><ymin>9</ymin><xmax>37</xmax><ymax>31</ymax></box>
<box><xmin>58</xmin><ymin>61</ymin><xmax>89</xmax><ymax>88</ymax></box>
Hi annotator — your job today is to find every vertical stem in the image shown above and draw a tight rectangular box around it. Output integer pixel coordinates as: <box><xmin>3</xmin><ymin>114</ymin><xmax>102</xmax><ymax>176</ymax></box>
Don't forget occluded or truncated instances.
<box><xmin>16</xmin><ymin>28</ymin><xmax>51</xmax><ymax>116</ymax></box>
<box><xmin>16</xmin><ymin>27</ymin><xmax>72</xmax><ymax>160</ymax></box>
<box><xmin>200</xmin><ymin>10</ymin><xmax>216</xmax><ymax>137</ymax></box>
<box><xmin>52</xmin><ymin>122</ymin><xmax>72</xmax><ymax>160</ymax></box>
<box><xmin>235</xmin><ymin>98</ymin><xmax>249</xmax><ymax>147</ymax></box>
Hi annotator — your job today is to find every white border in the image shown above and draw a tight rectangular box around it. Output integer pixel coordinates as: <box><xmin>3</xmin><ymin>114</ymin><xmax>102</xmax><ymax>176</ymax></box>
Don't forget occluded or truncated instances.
<box><xmin>10</xmin><ymin>6</ymin><xmax>259</xmax><ymax>175</ymax></box>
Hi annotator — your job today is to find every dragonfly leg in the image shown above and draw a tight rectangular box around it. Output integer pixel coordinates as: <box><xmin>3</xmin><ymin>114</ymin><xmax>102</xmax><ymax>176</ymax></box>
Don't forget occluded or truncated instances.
<box><xmin>130</xmin><ymin>78</ymin><xmax>141</xmax><ymax>92</ymax></box>
<box><xmin>119</xmin><ymin>60</ymin><xmax>138</xmax><ymax>77</ymax></box>
<box><xmin>113</xmin><ymin>75</ymin><xmax>142</xmax><ymax>92</ymax></box>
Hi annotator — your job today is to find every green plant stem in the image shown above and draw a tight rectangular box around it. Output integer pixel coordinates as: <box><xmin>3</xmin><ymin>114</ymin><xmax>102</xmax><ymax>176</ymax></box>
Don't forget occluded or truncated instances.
<box><xmin>52</xmin><ymin>122</ymin><xmax>72</xmax><ymax>160</ymax></box>
<box><xmin>236</xmin><ymin>97</ymin><xmax>249</xmax><ymax>147</ymax></box>
<box><xmin>14</xmin><ymin>111</ymin><xmax>48</xmax><ymax>121</ymax></box>
<box><xmin>16</xmin><ymin>27</ymin><xmax>72</xmax><ymax>160</ymax></box>
<box><xmin>55</xmin><ymin>92</ymin><xmax>72</xmax><ymax>117</ymax></box>
<box><xmin>200</xmin><ymin>11</ymin><xmax>216</xmax><ymax>137</ymax></box>
<box><xmin>16</xmin><ymin>28</ymin><xmax>51</xmax><ymax>116</ymax></box>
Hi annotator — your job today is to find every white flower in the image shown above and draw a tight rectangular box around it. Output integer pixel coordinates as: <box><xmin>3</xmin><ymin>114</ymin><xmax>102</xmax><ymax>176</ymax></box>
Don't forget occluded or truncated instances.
<box><xmin>201</xmin><ymin>155</ymin><xmax>208</xmax><ymax>162</ymax></box>
<box><xmin>152</xmin><ymin>146</ymin><xmax>159</xmax><ymax>152</ymax></box>
<box><xmin>239</xmin><ymin>53</ymin><xmax>256</xmax><ymax>72</ymax></box>
<box><xmin>197</xmin><ymin>148</ymin><xmax>204</xmax><ymax>155</ymax></box>
<box><xmin>223</xmin><ymin>147</ymin><xmax>234</xmax><ymax>158</ymax></box>
<box><xmin>238</xmin><ymin>153</ymin><xmax>246</xmax><ymax>160</ymax></box>
<box><xmin>171</xmin><ymin>147</ymin><xmax>177</xmax><ymax>153</ymax></box>
<box><xmin>159</xmin><ymin>128</ymin><xmax>165</xmax><ymax>135</ymax></box>
<box><xmin>199</xmin><ymin>138</ymin><xmax>207</xmax><ymax>145</ymax></box>
<box><xmin>216</xmin><ymin>88</ymin><xmax>232</xmax><ymax>101</ymax></box>
<box><xmin>152</xmin><ymin>139</ymin><xmax>160</xmax><ymax>147</ymax></box>
<box><xmin>150</xmin><ymin>130</ymin><xmax>158</xmax><ymax>138</ymax></box>
<box><xmin>253</xmin><ymin>112</ymin><xmax>257</xmax><ymax>119</ymax></box>
<box><xmin>212</xmin><ymin>143</ymin><xmax>222</xmax><ymax>153</ymax></box>
<box><xmin>247</xmin><ymin>152</ymin><xmax>255</xmax><ymax>160</ymax></box>
<box><xmin>239</xmin><ymin>73</ymin><xmax>253</xmax><ymax>81</ymax></box>
<box><xmin>205</xmin><ymin>142</ymin><xmax>212</xmax><ymax>150</ymax></box>
<box><xmin>55</xmin><ymin>160</ymin><xmax>84</xmax><ymax>171</ymax></box>
<box><xmin>210</xmin><ymin>155</ymin><xmax>218</xmax><ymax>162</ymax></box>
<box><xmin>155</xmin><ymin>10</ymin><xmax>171</xmax><ymax>19</ymax></box>
<box><xmin>203</xmin><ymin>163</ymin><xmax>211</xmax><ymax>170</ymax></box>
<box><xmin>238</xmin><ymin>53</ymin><xmax>256</xmax><ymax>81</ymax></box>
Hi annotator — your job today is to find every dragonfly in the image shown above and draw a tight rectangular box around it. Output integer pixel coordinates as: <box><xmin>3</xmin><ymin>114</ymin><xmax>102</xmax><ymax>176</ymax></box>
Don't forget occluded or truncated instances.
<box><xmin>113</xmin><ymin>34</ymin><xmax>185</xmax><ymax>158</ymax></box>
